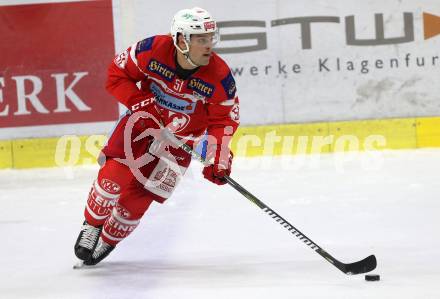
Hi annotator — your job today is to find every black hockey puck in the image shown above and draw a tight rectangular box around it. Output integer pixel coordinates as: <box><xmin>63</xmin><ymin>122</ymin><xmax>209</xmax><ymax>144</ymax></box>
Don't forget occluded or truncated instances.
<box><xmin>365</xmin><ymin>274</ymin><xmax>380</xmax><ymax>281</ymax></box>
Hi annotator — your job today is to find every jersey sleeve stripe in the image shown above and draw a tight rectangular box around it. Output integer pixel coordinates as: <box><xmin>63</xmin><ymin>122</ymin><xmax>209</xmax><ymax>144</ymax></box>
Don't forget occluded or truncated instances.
<box><xmin>129</xmin><ymin>42</ymin><xmax>139</xmax><ymax>66</ymax></box>
<box><xmin>219</xmin><ymin>99</ymin><xmax>235</xmax><ymax>106</ymax></box>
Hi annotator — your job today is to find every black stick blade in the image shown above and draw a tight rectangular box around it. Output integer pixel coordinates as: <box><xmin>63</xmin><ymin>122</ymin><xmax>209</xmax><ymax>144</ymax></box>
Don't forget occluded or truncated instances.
<box><xmin>340</xmin><ymin>255</ymin><xmax>377</xmax><ymax>275</ymax></box>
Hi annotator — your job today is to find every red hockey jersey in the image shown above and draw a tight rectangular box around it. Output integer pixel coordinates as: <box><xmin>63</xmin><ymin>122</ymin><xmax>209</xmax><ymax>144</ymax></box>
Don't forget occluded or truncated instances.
<box><xmin>106</xmin><ymin>35</ymin><xmax>239</xmax><ymax>149</ymax></box>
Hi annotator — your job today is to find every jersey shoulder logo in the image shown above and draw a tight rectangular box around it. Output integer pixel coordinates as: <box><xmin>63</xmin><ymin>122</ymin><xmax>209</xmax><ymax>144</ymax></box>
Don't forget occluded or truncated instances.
<box><xmin>221</xmin><ymin>71</ymin><xmax>237</xmax><ymax>98</ymax></box>
<box><xmin>135</xmin><ymin>36</ymin><xmax>155</xmax><ymax>56</ymax></box>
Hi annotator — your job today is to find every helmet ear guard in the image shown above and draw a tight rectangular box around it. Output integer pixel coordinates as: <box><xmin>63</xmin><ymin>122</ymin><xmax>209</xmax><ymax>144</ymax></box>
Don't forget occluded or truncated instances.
<box><xmin>174</xmin><ymin>32</ymin><xmax>191</xmax><ymax>55</ymax></box>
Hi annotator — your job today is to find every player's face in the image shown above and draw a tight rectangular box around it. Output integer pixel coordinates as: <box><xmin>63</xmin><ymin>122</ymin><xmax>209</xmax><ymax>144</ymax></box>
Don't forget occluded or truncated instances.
<box><xmin>189</xmin><ymin>33</ymin><xmax>217</xmax><ymax>66</ymax></box>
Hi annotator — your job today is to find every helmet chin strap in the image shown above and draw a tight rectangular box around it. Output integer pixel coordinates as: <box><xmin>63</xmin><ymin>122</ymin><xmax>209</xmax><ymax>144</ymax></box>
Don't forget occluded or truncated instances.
<box><xmin>176</xmin><ymin>39</ymin><xmax>199</xmax><ymax>68</ymax></box>
<box><xmin>183</xmin><ymin>53</ymin><xmax>199</xmax><ymax>68</ymax></box>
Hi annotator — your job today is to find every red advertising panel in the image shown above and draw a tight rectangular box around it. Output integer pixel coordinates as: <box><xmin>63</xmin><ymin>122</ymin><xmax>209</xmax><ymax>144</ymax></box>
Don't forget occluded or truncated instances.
<box><xmin>0</xmin><ymin>0</ymin><xmax>119</xmax><ymax>128</ymax></box>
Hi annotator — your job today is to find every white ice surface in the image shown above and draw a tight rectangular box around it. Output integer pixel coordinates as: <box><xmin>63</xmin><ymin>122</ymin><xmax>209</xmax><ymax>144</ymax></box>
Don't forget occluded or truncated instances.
<box><xmin>1</xmin><ymin>149</ymin><xmax>440</xmax><ymax>299</ymax></box>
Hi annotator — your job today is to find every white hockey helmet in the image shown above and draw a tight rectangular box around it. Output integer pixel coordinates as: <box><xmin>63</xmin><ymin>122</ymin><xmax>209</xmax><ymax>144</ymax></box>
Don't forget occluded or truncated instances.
<box><xmin>170</xmin><ymin>7</ymin><xmax>219</xmax><ymax>53</ymax></box>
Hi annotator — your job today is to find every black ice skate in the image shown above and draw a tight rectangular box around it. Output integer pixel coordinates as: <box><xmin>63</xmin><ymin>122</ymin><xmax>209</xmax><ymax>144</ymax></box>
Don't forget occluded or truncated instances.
<box><xmin>74</xmin><ymin>221</ymin><xmax>102</xmax><ymax>262</ymax></box>
<box><xmin>83</xmin><ymin>237</ymin><xmax>115</xmax><ymax>266</ymax></box>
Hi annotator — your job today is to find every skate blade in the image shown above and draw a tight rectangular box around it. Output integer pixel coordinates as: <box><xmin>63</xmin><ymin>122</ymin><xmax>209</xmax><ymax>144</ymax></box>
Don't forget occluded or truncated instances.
<box><xmin>73</xmin><ymin>261</ymin><xmax>93</xmax><ymax>269</ymax></box>
<box><xmin>73</xmin><ymin>260</ymin><xmax>83</xmax><ymax>269</ymax></box>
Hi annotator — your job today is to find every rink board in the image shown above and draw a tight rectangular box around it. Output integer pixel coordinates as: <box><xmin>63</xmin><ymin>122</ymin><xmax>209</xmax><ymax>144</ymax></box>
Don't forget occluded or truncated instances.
<box><xmin>1</xmin><ymin>116</ymin><xmax>440</xmax><ymax>169</ymax></box>
<box><xmin>328</xmin><ymin>118</ymin><xmax>418</xmax><ymax>151</ymax></box>
<box><xmin>9</xmin><ymin>135</ymin><xmax>107</xmax><ymax>169</ymax></box>
<box><xmin>416</xmin><ymin>117</ymin><xmax>440</xmax><ymax>147</ymax></box>
<box><xmin>0</xmin><ymin>140</ymin><xmax>13</xmax><ymax>169</ymax></box>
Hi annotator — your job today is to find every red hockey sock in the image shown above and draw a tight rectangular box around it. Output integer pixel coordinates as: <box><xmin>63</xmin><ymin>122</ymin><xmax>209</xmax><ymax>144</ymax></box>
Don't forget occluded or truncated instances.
<box><xmin>84</xmin><ymin>179</ymin><xmax>120</xmax><ymax>226</ymax></box>
<box><xmin>83</xmin><ymin>159</ymin><xmax>155</xmax><ymax>241</ymax></box>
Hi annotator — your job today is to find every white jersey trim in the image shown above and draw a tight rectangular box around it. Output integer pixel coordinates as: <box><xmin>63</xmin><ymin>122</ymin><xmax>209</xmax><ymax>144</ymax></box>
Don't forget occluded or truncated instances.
<box><xmin>219</xmin><ymin>99</ymin><xmax>235</xmax><ymax>106</ymax></box>
<box><xmin>129</xmin><ymin>42</ymin><xmax>138</xmax><ymax>66</ymax></box>
<box><xmin>129</xmin><ymin>42</ymin><xmax>150</xmax><ymax>76</ymax></box>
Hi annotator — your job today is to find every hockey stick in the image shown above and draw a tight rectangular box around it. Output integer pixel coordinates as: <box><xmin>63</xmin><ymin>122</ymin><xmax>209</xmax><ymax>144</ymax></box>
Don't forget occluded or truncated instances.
<box><xmin>163</xmin><ymin>130</ymin><xmax>377</xmax><ymax>275</ymax></box>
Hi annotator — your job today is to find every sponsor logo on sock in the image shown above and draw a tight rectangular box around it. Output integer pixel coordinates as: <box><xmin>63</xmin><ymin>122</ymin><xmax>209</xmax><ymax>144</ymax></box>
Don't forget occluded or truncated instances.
<box><xmin>101</xmin><ymin>179</ymin><xmax>121</xmax><ymax>194</ymax></box>
<box><xmin>115</xmin><ymin>204</ymin><xmax>131</xmax><ymax>219</ymax></box>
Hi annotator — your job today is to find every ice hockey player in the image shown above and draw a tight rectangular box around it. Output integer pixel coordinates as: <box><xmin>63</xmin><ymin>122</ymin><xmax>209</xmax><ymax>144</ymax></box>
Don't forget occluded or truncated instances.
<box><xmin>74</xmin><ymin>7</ymin><xmax>240</xmax><ymax>266</ymax></box>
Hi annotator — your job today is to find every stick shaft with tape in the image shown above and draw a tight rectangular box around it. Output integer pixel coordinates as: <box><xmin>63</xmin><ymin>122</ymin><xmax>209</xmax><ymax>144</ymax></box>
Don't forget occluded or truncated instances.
<box><xmin>163</xmin><ymin>129</ymin><xmax>377</xmax><ymax>275</ymax></box>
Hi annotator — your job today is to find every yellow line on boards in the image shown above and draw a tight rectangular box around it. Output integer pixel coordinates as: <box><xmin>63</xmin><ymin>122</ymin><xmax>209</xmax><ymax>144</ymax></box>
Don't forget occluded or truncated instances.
<box><xmin>0</xmin><ymin>116</ymin><xmax>439</xmax><ymax>169</ymax></box>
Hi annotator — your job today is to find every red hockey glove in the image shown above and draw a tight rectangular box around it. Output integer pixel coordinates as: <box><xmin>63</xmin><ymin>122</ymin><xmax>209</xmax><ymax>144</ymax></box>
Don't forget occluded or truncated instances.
<box><xmin>202</xmin><ymin>144</ymin><xmax>233</xmax><ymax>185</ymax></box>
